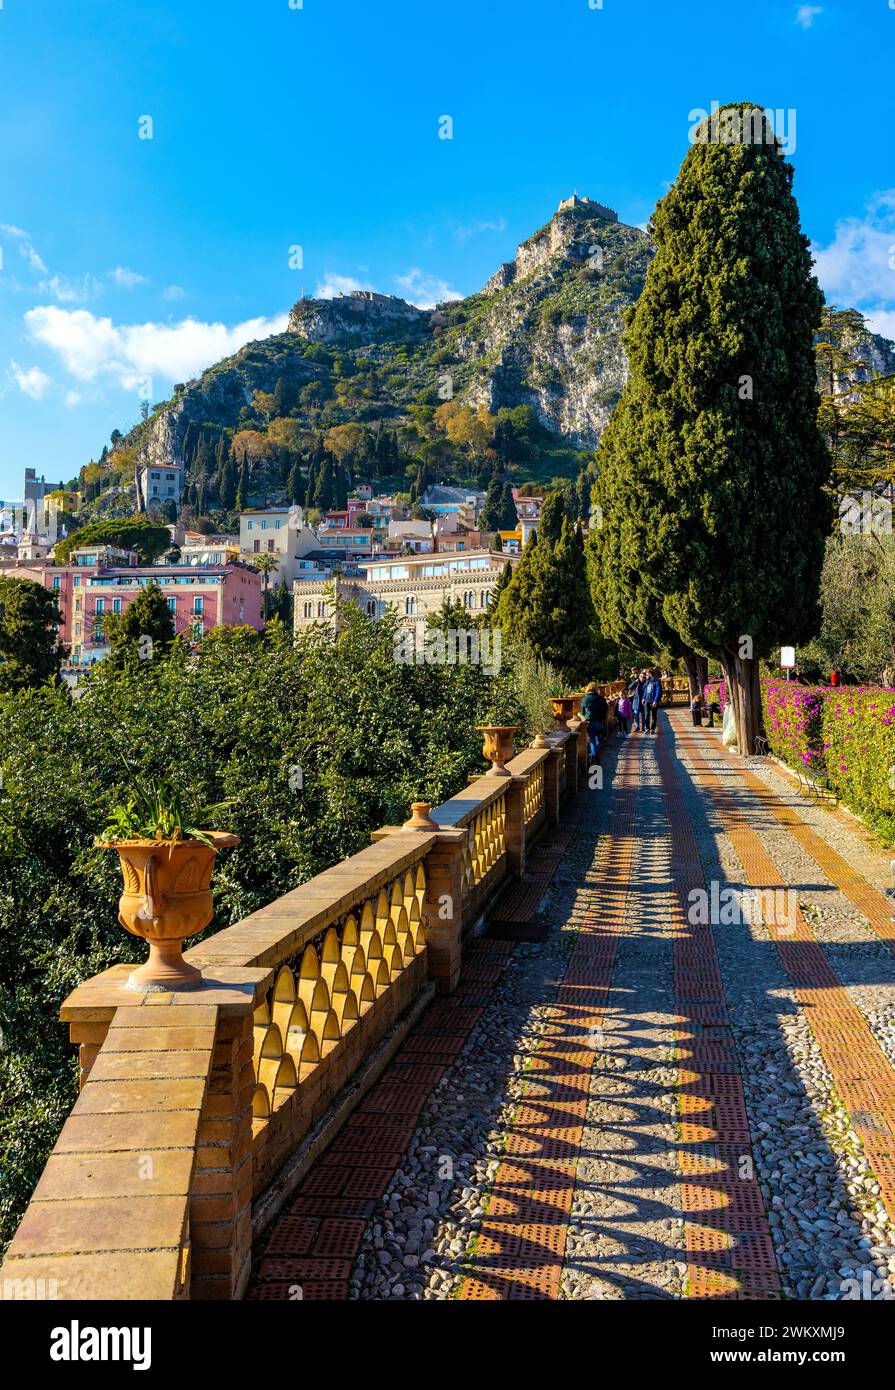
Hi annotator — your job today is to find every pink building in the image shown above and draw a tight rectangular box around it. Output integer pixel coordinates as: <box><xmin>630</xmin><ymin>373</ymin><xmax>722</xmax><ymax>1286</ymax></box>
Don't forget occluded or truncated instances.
<box><xmin>75</xmin><ymin>565</ymin><xmax>263</xmax><ymax>663</ymax></box>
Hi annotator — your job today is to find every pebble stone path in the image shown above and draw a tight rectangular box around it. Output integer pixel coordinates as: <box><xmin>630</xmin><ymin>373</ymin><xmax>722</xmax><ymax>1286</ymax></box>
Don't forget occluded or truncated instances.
<box><xmin>247</xmin><ymin>710</ymin><xmax>895</xmax><ymax>1301</ymax></box>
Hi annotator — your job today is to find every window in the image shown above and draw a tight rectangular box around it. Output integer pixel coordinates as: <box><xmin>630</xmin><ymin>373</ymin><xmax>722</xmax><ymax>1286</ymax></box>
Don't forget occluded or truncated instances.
<box><xmin>267</xmin><ymin>539</ymin><xmax>275</xmax><ymax>552</ymax></box>
<box><xmin>317</xmin><ymin>601</ymin><xmax>326</xmax><ymax>618</ymax></box>
<box><xmin>52</xmin><ymin>575</ymin><xmax>61</xmax><ymax>590</ymax></box>
<box><xmin>167</xmin><ymin>598</ymin><xmax>176</xmax><ymax>612</ymax></box>
<box><xmin>75</xmin><ymin>622</ymin><xmax>81</xmax><ymax>637</ymax></box>
<box><xmin>112</xmin><ymin>598</ymin><xmax>122</xmax><ymax>613</ymax></box>
<box><xmin>253</xmin><ymin>539</ymin><xmax>260</xmax><ymax>553</ymax></box>
<box><xmin>405</xmin><ymin>596</ymin><xmax>416</xmax><ymax>616</ymax></box>
<box><xmin>303</xmin><ymin>602</ymin><xmax>312</xmax><ymax>619</ymax></box>
<box><xmin>73</xmin><ymin>576</ymin><xmax>81</xmax><ymax>587</ymax></box>
<box><xmin>94</xmin><ymin>598</ymin><xmax>105</xmax><ymax>614</ymax></box>
<box><xmin>261</xmin><ymin>520</ymin><xmax>268</xmax><ymax>530</ymax></box>
<box><xmin>366</xmin><ymin>599</ymin><xmax>376</xmax><ymax>616</ymax></box>
<box><xmin>193</xmin><ymin>596</ymin><xmax>203</xmax><ymax>615</ymax></box>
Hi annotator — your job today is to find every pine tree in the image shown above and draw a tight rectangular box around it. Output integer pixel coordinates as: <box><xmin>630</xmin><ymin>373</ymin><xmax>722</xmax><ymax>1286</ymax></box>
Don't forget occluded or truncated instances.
<box><xmin>0</xmin><ymin>578</ymin><xmax>66</xmax><ymax>691</ymax></box>
<box><xmin>590</xmin><ymin>102</ymin><xmax>830</xmax><ymax>751</ymax></box>
<box><xmin>104</xmin><ymin>582</ymin><xmax>176</xmax><ymax>670</ymax></box>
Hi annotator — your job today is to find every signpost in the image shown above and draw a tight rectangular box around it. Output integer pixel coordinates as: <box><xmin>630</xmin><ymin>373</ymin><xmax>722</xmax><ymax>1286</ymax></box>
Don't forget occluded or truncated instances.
<box><xmin>781</xmin><ymin>646</ymin><xmax>795</xmax><ymax>682</ymax></box>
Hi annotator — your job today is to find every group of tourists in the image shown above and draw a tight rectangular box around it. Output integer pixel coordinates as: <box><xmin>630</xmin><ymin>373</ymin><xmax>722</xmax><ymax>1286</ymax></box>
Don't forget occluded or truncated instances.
<box><xmin>579</xmin><ymin>667</ymin><xmax>665</xmax><ymax>763</ymax></box>
<box><xmin>624</xmin><ymin>668</ymin><xmax>664</xmax><ymax>735</ymax></box>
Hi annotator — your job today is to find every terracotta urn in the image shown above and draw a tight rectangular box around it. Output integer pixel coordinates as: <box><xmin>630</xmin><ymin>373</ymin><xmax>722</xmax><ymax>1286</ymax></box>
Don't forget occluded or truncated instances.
<box><xmin>475</xmin><ymin>725</ymin><xmax>520</xmax><ymax>776</ymax></box>
<box><xmin>403</xmin><ymin>801</ymin><xmax>441</xmax><ymax>831</ymax></box>
<box><xmin>550</xmin><ymin>696</ymin><xmax>577</xmax><ymax>729</ymax></box>
<box><xmin>531</xmin><ymin>732</ymin><xmax>552</xmax><ymax>749</ymax></box>
<box><xmin>103</xmin><ymin>833</ymin><xmax>239</xmax><ymax>991</ymax></box>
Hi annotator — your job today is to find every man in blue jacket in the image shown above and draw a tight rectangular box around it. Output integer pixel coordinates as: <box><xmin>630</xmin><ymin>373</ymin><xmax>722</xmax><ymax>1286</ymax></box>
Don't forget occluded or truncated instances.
<box><xmin>643</xmin><ymin>669</ymin><xmax>663</xmax><ymax>734</ymax></box>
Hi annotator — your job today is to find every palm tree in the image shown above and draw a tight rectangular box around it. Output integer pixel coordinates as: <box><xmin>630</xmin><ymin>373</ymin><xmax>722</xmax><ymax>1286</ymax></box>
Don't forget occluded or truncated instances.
<box><xmin>251</xmin><ymin>553</ymin><xmax>280</xmax><ymax>617</ymax></box>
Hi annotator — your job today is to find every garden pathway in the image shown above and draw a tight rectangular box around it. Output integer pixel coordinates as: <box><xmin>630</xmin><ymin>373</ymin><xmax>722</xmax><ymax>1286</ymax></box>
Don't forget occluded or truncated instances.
<box><xmin>248</xmin><ymin>711</ymin><xmax>895</xmax><ymax>1301</ymax></box>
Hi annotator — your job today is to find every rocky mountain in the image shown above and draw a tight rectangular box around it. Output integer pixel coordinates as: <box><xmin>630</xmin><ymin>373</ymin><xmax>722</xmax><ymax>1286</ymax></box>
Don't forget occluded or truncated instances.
<box><xmin>117</xmin><ymin>194</ymin><xmax>895</xmax><ymax>492</ymax></box>
<box><xmin>129</xmin><ymin>196</ymin><xmax>654</xmax><ymax>483</ymax></box>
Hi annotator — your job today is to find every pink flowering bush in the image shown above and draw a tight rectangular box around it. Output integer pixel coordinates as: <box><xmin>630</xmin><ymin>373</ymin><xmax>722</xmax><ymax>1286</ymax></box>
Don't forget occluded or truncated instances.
<box><xmin>703</xmin><ymin>678</ymin><xmax>727</xmax><ymax>711</ymax></box>
<box><xmin>762</xmin><ymin>682</ymin><xmax>827</xmax><ymax>778</ymax></box>
<box><xmin>760</xmin><ymin>682</ymin><xmax>895</xmax><ymax>842</ymax></box>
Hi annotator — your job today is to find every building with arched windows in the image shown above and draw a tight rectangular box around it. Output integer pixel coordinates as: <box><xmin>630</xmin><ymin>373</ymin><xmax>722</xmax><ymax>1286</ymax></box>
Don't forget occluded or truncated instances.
<box><xmin>292</xmin><ymin>552</ymin><xmax>516</xmax><ymax>636</ymax></box>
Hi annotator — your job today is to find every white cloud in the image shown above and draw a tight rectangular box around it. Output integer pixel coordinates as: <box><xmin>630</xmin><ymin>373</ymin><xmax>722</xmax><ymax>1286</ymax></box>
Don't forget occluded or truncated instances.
<box><xmin>39</xmin><ymin>273</ymin><xmax>98</xmax><ymax>304</ymax></box>
<box><xmin>865</xmin><ymin>309</ymin><xmax>895</xmax><ymax>341</ymax></box>
<box><xmin>24</xmin><ymin>305</ymin><xmax>289</xmax><ymax>388</ymax></box>
<box><xmin>315</xmin><ymin>273</ymin><xmax>374</xmax><ymax>300</ymax></box>
<box><xmin>394</xmin><ymin>268</ymin><xmax>462</xmax><ymax>309</ymax></box>
<box><xmin>108</xmin><ymin>266</ymin><xmax>147</xmax><ymax>289</ymax></box>
<box><xmin>811</xmin><ymin>192</ymin><xmax>895</xmax><ymax>336</ymax></box>
<box><xmin>163</xmin><ymin>284</ymin><xmax>186</xmax><ymax>301</ymax></box>
<box><xmin>11</xmin><ymin>361</ymin><xmax>51</xmax><ymax>399</ymax></box>
<box><xmin>796</xmin><ymin>5</ymin><xmax>822</xmax><ymax>27</ymax></box>
<box><xmin>456</xmin><ymin>217</ymin><xmax>507</xmax><ymax>244</ymax></box>
<box><xmin>0</xmin><ymin>224</ymin><xmax>48</xmax><ymax>275</ymax></box>
<box><xmin>65</xmin><ymin>390</ymin><xmax>82</xmax><ymax>407</ymax></box>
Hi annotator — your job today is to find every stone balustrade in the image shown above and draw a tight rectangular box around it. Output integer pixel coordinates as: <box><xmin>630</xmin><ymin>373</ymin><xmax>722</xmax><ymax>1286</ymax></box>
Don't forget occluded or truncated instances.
<box><xmin>0</xmin><ymin>725</ymin><xmax>586</xmax><ymax>1302</ymax></box>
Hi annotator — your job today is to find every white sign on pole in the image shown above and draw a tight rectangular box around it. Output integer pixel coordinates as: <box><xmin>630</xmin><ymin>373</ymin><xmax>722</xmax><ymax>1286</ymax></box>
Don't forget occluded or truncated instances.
<box><xmin>780</xmin><ymin>646</ymin><xmax>795</xmax><ymax>669</ymax></box>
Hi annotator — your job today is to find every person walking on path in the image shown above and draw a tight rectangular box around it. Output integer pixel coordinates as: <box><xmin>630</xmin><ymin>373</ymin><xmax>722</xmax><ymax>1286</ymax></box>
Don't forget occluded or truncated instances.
<box><xmin>690</xmin><ymin>691</ymin><xmax>703</xmax><ymax>727</ymax></box>
<box><xmin>629</xmin><ymin>669</ymin><xmax>647</xmax><ymax>733</ymax></box>
<box><xmin>616</xmin><ymin>691</ymin><xmax>633</xmax><ymax>735</ymax></box>
<box><xmin>643</xmin><ymin>668</ymin><xmax>663</xmax><ymax>734</ymax></box>
<box><xmin>580</xmin><ymin>681</ymin><xmax>608</xmax><ymax>763</ymax></box>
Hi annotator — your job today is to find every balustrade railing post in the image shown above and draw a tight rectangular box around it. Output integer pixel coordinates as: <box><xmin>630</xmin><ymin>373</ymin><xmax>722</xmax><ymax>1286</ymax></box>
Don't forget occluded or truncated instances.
<box><xmin>504</xmin><ymin>774</ymin><xmax>528</xmax><ymax>880</ymax></box>
<box><xmin>190</xmin><ymin>1003</ymin><xmax>257</xmax><ymax>1301</ymax></box>
<box><xmin>544</xmin><ymin>745</ymin><xmax>564</xmax><ymax>825</ymax></box>
<box><xmin>564</xmin><ymin>728</ymin><xmax>579</xmax><ymax>797</ymax></box>
<box><xmin>420</xmin><ymin>828</ymin><xmax>468</xmax><ymax>995</ymax></box>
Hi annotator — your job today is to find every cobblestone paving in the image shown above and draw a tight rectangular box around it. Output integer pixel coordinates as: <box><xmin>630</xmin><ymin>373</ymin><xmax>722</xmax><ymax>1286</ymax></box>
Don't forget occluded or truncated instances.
<box><xmin>248</xmin><ymin>711</ymin><xmax>895</xmax><ymax>1301</ymax></box>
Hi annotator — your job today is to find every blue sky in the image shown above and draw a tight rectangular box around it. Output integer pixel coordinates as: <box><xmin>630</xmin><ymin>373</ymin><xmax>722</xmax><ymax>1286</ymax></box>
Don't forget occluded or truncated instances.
<box><xmin>1</xmin><ymin>0</ymin><xmax>893</xmax><ymax>500</ymax></box>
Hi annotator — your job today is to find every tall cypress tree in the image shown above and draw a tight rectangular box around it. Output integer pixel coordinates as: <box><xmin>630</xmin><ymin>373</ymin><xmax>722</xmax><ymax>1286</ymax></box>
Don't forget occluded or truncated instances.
<box><xmin>235</xmin><ymin>457</ymin><xmax>249</xmax><ymax>513</ymax></box>
<box><xmin>496</xmin><ymin>519</ymin><xmax>610</xmax><ymax>685</ymax></box>
<box><xmin>219</xmin><ymin>450</ymin><xmax>237</xmax><ymax>510</ymax></box>
<box><xmin>314</xmin><ymin>456</ymin><xmax>334</xmax><ymax>513</ymax></box>
<box><xmin>590</xmin><ymin>102</ymin><xmax>830</xmax><ymax>750</ymax></box>
<box><xmin>287</xmin><ymin>461</ymin><xmax>305</xmax><ymax>507</ymax></box>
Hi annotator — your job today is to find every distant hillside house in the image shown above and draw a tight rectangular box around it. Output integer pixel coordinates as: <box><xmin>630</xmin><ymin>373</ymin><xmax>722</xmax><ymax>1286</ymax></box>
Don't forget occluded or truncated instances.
<box><xmin>180</xmin><ymin>533</ymin><xmax>240</xmax><ymax>567</ymax></box>
<box><xmin>420</xmin><ymin>486</ymin><xmax>485</xmax><ymax>530</ymax></box>
<box><xmin>239</xmin><ymin>507</ymin><xmax>322</xmax><ymax>585</ymax></box>
<box><xmin>138</xmin><ymin>462</ymin><xmax>184</xmax><ymax>508</ymax></box>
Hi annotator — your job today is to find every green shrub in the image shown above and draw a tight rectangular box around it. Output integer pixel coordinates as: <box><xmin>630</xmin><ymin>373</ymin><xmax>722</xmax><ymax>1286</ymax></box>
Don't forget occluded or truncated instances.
<box><xmin>0</xmin><ymin>609</ymin><xmax>537</xmax><ymax>1250</ymax></box>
